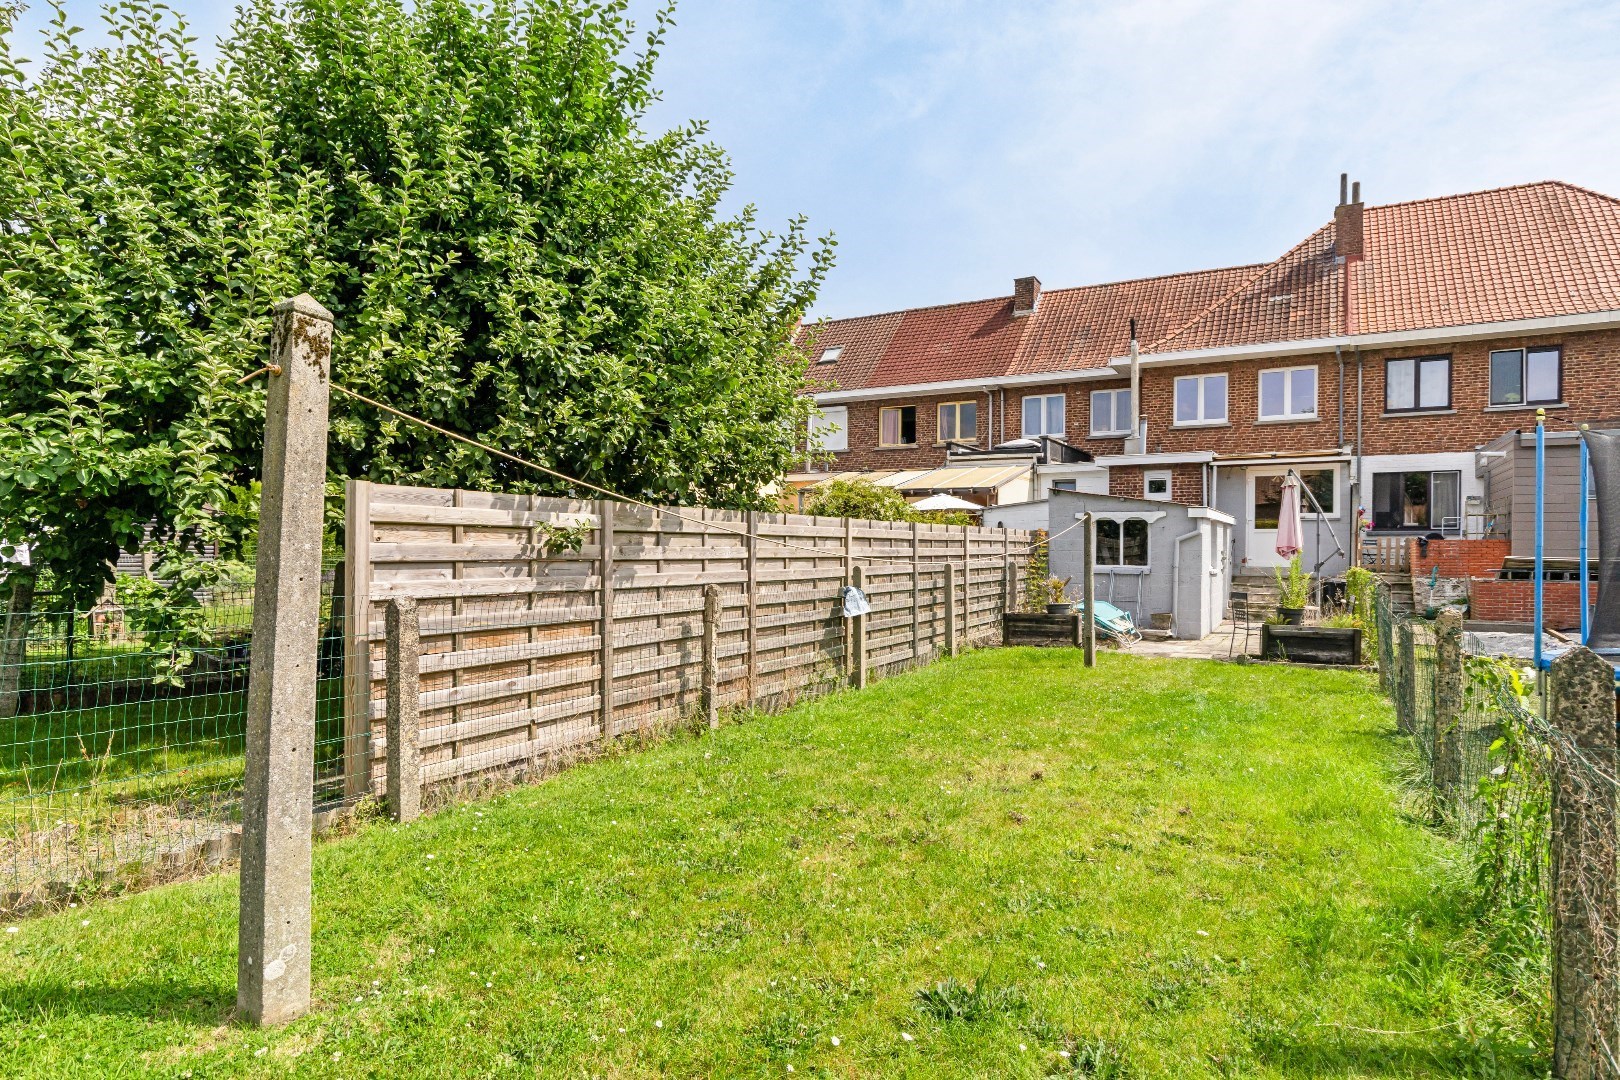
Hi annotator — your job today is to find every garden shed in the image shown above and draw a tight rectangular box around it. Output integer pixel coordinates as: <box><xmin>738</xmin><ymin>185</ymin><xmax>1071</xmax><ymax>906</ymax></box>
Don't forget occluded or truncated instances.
<box><xmin>1046</xmin><ymin>490</ymin><xmax>1234</xmax><ymax>639</ymax></box>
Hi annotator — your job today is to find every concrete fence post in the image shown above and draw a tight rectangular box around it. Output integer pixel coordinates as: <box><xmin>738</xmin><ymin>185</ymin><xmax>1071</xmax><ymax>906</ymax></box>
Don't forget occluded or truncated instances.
<box><xmin>852</xmin><ymin>565</ymin><xmax>868</xmax><ymax>689</ymax></box>
<box><xmin>385</xmin><ymin>597</ymin><xmax>421</xmax><ymax>824</ymax></box>
<box><xmin>1081</xmin><ymin>513</ymin><xmax>1097</xmax><ymax>668</ymax></box>
<box><xmin>1549</xmin><ymin>646</ymin><xmax>1620</xmax><ymax>1080</ymax></box>
<box><xmin>237</xmin><ymin>294</ymin><xmax>332</xmax><ymax>1027</ymax></box>
<box><xmin>1432</xmin><ymin>609</ymin><xmax>1464</xmax><ymax>798</ymax></box>
<box><xmin>1395</xmin><ymin>621</ymin><xmax>1416</xmax><ymax>735</ymax></box>
<box><xmin>946</xmin><ymin>563</ymin><xmax>960</xmax><ymax>658</ymax></box>
<box><xmin>702</xmin><ymin>583</ymin><xmax>721</xmax><ymax>729</ymax></box>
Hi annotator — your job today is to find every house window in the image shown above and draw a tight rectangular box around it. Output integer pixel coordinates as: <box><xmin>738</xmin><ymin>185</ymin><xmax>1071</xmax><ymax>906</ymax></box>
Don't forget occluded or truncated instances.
<box><xmin>1050</xmin><ymin>479</ymin><xmax>1078</xmax><ymax>492</ymax></box>
<box><xmin>937</xmin><ymin>400</ymin><xmax>978</xmax><ymax>443</ymax></box>
<box><xmin>1258</xmin><ymin>366</ymin><xmax>1317</xmax><ymax>421</ymax></box>
<box><xmin>1088</xmin><ymin>388</ymin><xmax>1133</xmax><ymax>437</ymax></box>
<box><xmin>1385</xmin><ymin>355</ymin><xmax>1450</xmax><ymax>412</ymax></box>
<box><xmin>1022</xmin><ymin>394</ymin><xmax>1066</xmax><ymax>437</ymax></box>
<box><xmin>1489</xmin><ymin>346</ymin><xmax>1561</xmax><ymax>406</ymax></box>
<box><xmin>817</xmin><ymin>346</ymin><xmax>843</xmax><ymax>364</ymax></box>
<box><xmin>1096</xmin><ymin>518</ymin><xmax>1149</xmax><ymax>567</ymax></box>
<box><xmin>1253</xmin><ymin>469</ymin><xmax>1336</xmax><ymax>528</ymax></box>
<box><xmin>1173</xmin><ymin>373</ymin><xmax>1227</xmax><ymax>426</ymax></box>
<box><xmin>1372</xmin><ymin>471</ymin><xmax>1462</xmax><ymax>532</ymax></box>
<box><xmin>809</xmin><ymin>406</ymin><xmax>847</xmax><ymax>453</ymax></box>
<box><xmin>1143</xmin><ymin>472</ymin><xmax>1171</xmax><ymax>501</ymax></box>
<box><xmin>879</xmin><ymin>406</ymin><xmax>917</xmax><ymax>447</ymax></box>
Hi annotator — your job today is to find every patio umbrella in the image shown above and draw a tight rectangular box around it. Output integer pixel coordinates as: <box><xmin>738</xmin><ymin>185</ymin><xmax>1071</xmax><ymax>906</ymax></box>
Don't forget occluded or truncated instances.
<box><xmin>911</xmin><ymin>493</ymin><xmax>980</xmax><ymax>511</ymax></box>
<box><xmin>1275</xmin><ymin>472</ymin><xmax>1304</xmax><ymax>559</ymax></box>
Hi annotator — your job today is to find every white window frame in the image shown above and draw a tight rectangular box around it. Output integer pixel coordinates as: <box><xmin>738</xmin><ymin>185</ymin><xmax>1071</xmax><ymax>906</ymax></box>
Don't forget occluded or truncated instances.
<box><xmin>1092</xmin><ymin>515</ymin><xmax>1155</xmax><ymax>569</ymax></box>
<box><xmin>809</xmin><ymin>405</ymin><xmax>847</xmax><ymax>453</ymax></box>
<box><xmin>1172</xmin><ymin>373</ymin><xmax>1227</xmax><ymax>427</ymax></box>
<box><xmin>1088</xmin><ymin>388</ymin><xmax>1133</xmax><ymax>437</ymax></box>
<box><xmin>1143</xmin><ymin>471</ymin><xmax>1172</xmax><ymax>502</ymax></box>
<box><xmin>1256</xmin><ymin>365</ymin><xmax>1318</xmax><ymax>422</ymax></box>
<box><xmin>1021</xmin><ymin>393</ymin><xmax>1067</xmax><ymax>438</ymax></box>
<box><xmin>817</xmin><ymin>346</ymin><xmax>843</xmax><ymax>365</ymax></box>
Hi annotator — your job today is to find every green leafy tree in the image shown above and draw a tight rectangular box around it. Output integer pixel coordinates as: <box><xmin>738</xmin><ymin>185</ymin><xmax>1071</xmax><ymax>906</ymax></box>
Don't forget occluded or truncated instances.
<box><xmin>0</xmin><ymin>0</ymin><xmax>832</xmax><ymax>609</ymax></box>
<box><xmin>799</xmin><ymin>478</ymin><xmax>977</xmax><ymax>526</ymax></box>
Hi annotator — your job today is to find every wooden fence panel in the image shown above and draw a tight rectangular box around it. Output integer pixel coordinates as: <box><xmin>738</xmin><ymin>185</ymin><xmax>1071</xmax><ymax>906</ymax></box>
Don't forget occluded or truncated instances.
<box><xmin>346</xmin><ymin>484</ymin><xmax>1031</xmax><ymax>796</ymax></box>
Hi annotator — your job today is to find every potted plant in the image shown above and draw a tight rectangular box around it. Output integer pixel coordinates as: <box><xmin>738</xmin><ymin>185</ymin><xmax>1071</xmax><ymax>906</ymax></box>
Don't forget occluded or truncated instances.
<box><xmin>1273</xmin><ymin>555</ymin><xmax>1311</xmax><ymax>625</ymax></box>
<box><xmin>1043</xmin><ymin>575</ymin><xmax>1074</xmax><ymax>614</ymax></box>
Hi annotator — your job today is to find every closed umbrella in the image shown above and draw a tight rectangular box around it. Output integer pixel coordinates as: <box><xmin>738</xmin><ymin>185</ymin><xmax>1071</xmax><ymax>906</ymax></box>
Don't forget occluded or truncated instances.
<box><xmin>1275</xmin><ymin>473</ymin><xmax>1304</xmax><ymax>559</ymax></box>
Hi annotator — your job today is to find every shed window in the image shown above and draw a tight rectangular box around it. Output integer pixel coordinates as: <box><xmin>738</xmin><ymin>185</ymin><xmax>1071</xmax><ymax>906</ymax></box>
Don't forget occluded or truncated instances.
<box><xmin>1096</xmin><ymin>518</ymin><xmax>1149</xmax><ymax>567</ymax></box>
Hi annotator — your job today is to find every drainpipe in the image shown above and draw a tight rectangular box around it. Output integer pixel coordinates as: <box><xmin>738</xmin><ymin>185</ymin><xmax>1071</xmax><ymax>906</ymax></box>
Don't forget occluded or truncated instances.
<box><xmin>1335</xmin><ymin>344</ymin><xmax>1345</xmax><ymax>446</ymax></box>
<box><xmin>984</xmin><ymin>387</ymin><xmax>995</xmax><ymax>448</ymax></box>
<box><xmin>1127</xmin><ymin>318</ymin><xmax>1142</xmax><ymax>453</ymax></box>
<box><xmin>999</xmin><ymin>388</ymin><xmax>1007</xmax><ymax>444</ymax></box>
<box><xmin>1354</xmin><ymin>346</ymin><xmax>1364</xmax><ymax>566</ymax></box>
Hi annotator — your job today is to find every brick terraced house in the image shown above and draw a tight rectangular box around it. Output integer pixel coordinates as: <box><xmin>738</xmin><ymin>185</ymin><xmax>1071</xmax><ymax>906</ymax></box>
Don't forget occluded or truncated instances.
<box><xmin>794</xmin><ymin>178</ymin><xmax>1620</xmax><ymax>585</ymax></box>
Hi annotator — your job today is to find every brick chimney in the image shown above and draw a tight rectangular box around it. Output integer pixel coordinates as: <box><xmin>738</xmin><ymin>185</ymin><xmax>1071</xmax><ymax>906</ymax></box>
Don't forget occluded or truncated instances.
<box><xmin>1334</xmin><ymin>173</ymin><xmax>1364</xmax><ymax>259</ymax></box>
<box><xmin>1012</xmin><ymin>275</ymin><xmax>1041</xmax><ymax>316</ymax></box>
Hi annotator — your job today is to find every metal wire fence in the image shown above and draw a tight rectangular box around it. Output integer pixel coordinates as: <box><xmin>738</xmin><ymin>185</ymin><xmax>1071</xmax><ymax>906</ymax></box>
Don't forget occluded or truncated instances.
<box><xmin>0</xmin><ymin>577</ymin><xmax>345</xmax><ymax>911</ymax></box>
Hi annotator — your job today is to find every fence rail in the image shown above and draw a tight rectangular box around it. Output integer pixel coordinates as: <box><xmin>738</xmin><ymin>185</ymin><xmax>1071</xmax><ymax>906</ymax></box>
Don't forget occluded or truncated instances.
<box><xmin>1</xmin><ymin>488</ymin><xmax>1029</xmax><ymax>913</ymax></box>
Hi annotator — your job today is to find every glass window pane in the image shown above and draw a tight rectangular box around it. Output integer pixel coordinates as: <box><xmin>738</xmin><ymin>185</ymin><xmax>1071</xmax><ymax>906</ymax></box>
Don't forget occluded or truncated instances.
<box><xmin>1046</xmin><ymin>395</ymin><xmax>1065</xmax><ymax>436</ymax></box>
<box><xmin>1418</xmin><ymin>359</ymin><xmax>1448</xmax><ymax>408</ymax></box>
<box><xmin>1203</xmin><ymin>375</ymin><xmax>1227</xmax><ymax>421</ymax></box>
<box><xmin>1090</xmin><ymin>391</ymin><xmax>1110</xmax><ymax>434</ymax></box>
<box><xmin>1290</xmin><ymin>367</ymin><xmax>1315</xmax><ymax>415</ymax></box>
<box><xmin>1096</xmin><ymin>518</ymin><xmax>1121</xmax><ymax>565</ymax></box>
<box><xmin>1175</xmin><ymin>379</ymin><xmax>1198</xmax><ymax>422</ymax></box>
<box><xmin>881</xmin><ymin>409</ymin><xmax>898</xmax><ymax>445</ymax></box>
<box><xmin>1116</xmin><ymin>390</ymin><xmax>1133</xmax><ymax>434</ymax></box>
<box><xmin>960</xmin><ymin>401</ymin><xmax>976</xmax><ymax>438</ymax></box>
<box><xmin>1403</xmin><ymin>472</ymin><xmax>1430</xmax><ymax>527</ymax></box>
<box><xmin>937</xmin><ymin>405</ymin><xmax>953</xmax><ymax>441</ymax></box>
<box><xmin>1490</xmin><ymin>349</ymin><xmax>1523</xmax><ymax>405</ymax></box>
<box><xmin>1259</xmin><ymin>371</ymin><xmax>1284</xmax><ymax>418</ymax></box>
<box><xmin>1023</xmin><ymin>396</ymin><xmax>1040</xmax><ymax>435</ymax></box>
<box><xmin>900</xmin><ymin>407</ymin><xmax>916</xmax><ymax>444</ymax></box>
<box><xmin>1387</xmin><ymin>359</ymin><xmax>1414</xmax><ymax>411</ymax></box>
<box><xmin>1253</xmin><ymin>475</ymin><xmax>1283</xmax><ymax>530</ymax></box>
<box><xmin>1122</xmin><ymin>519</ymin><xmax>1148</xmax><ymax>566</ymax></box>
<box><xmin>1300</xmin><ymin>469</ymin><xmax>1334</xmax><ymax>514</ymax></box>
<box><xmin>1432</xmin><ymin>471</ymin><xmax>1461</xmax><ymax>528</ymax></box>
<box><xmin>1526</xmin><ymin>348</ymin><xmax>1560</xmax><ymax>403</ymax></box>
<box><xmin>1372</xmin><ymin>473</ymin><xmax>1403</xmax><ymax>530</ymax></box>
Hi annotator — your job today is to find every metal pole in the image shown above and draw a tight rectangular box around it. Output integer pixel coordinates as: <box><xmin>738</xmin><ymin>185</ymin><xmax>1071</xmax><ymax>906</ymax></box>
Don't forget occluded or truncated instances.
<box><xmin>1580</xmin><ymin>426</ymin><xmax>1591</xmax><ymax>645</ymax></box>
<box><xmin>1535</xmin><ymin>409</ymin><xmax>1546</xmax><ymax>669</ymax></box>
<box><xmin>1081</xmin><ymin>513</ymin><xmax>1097</xmax><ymax>668</ymax></box>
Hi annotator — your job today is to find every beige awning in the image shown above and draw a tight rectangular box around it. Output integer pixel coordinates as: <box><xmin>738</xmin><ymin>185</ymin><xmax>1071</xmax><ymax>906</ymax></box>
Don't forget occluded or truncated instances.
<box><xmin>810</xmin><ymin>464</ymin><xmax>1031</xmax><ymax>493</ymax></box>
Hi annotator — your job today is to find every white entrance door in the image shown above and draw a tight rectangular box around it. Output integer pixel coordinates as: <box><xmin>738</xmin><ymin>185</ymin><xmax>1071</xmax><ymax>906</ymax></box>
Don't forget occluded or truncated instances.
<box><xmin>1244</xmin><ymin>465</ymin><xmax>1339</xmax><ymax>570</ymax></box>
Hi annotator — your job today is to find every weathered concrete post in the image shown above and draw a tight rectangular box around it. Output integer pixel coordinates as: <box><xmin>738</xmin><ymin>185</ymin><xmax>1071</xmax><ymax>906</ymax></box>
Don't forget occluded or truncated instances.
<box><xmin>0</xmin><ymin>569</ymin><xmax>35</xmax><ymax>720</ymax></box>
<box><xmin>851</xmin><ymin>565</ymin><xmax>868</xmax><ymax>689</ymax></box>
<box><xmin>1549</xmin><ymin>646</ymin><xmax>1620</xmax><ymax>1080</ymax></box>
<box><xmin>702</xmin><ymin>583</ymin><xmax>721</xmax><ymax>729</ymax></box>
<box><xmin>945</xmin><ymin>563</ymin><xmax>960</xmax><ymax>658</ymax></box>
<box><xmin>1431</xmin><ymin>609</ymin><xmax>1464</xmax><ymax>799</ymax></box>
<box><xmin>237</xmin><ymin>294</ymin><xmax>332</xmax><ymax>1027</ymax></box>
<box><xmin>1081</xmin><ymin>513</ymin><xmax>1097</xmax><ymax>668</ymax></box>
<box><xmin>1394</xmin><ymin>621</ymin><xmax>1417</xmax><ymax>735</ymax></box>
<box><xmin>385</xmin><ymin>597</ymin><xmax>421</xmax><ymax>824</ymax></box>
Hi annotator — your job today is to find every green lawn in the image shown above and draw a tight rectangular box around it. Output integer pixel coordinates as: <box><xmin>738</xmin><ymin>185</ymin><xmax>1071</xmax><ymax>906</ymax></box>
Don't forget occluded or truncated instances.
<box><xmin>0</xmin><ymin>650</ymin><xmax>1544</xmax><ymax>1078</ymax></box>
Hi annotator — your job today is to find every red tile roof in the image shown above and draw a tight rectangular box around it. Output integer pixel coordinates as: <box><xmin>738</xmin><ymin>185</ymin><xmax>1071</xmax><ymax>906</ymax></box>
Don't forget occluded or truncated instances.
<box><xmin>804</xmin><ymin>181</ymin><xmax>1620</xmax><ymax>391</ymax></box>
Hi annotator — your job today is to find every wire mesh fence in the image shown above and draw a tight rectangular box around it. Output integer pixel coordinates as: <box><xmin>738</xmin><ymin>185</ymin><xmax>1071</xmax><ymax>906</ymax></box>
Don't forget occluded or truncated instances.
<box><xmin>0</xmin><ymin>575</ymin><xmax>346</xmax><ymax>910</ymax></box>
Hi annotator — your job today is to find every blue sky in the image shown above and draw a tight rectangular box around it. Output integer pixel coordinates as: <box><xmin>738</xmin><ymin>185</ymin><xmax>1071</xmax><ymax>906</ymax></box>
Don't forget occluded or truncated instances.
<box><xmin>15</xmin><ymin>1</ymin><xmax>1620</xmax><ymax>319</ymax></box>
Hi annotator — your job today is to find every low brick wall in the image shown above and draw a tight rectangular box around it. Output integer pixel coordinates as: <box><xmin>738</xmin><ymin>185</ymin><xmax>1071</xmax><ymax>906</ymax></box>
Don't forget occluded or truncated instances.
<box><xmin>1410</xmin><ymin>538</ymin><xmax>1511</xmax><ymax>580</ymax></box>
<box><xmin>1470</xmin><ymin>578</ymin><xmax>1597</xmax><ymax>630</ymax></box>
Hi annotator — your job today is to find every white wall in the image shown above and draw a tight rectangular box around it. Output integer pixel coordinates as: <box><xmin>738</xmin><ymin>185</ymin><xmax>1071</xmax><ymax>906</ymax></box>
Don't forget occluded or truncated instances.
<box><xmin>983</xmin><ymin>501</ymin><xmax>1049</xmax><ymax>532</ymax></box>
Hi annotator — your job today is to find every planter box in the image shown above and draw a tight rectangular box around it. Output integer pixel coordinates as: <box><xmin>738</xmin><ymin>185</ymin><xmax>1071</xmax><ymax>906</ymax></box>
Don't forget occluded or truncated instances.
<box><xmin>1259</xmin><ymin>624</ymin><xmax>1362</xmax><ymax>666</ymax></box>
<box><xmin>1003</xmin><ymin>612</ymin><xmax>1083</xmax><ymax>648</ymax></box>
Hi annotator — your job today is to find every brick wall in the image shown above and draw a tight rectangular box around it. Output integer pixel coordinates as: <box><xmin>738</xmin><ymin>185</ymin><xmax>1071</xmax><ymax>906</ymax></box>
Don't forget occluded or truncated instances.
<box><xmin>1107</xmin><ymin>462</ymin><xmax>1205</xmax><ymax>503</ymax></box>
<box><xmin>1409</xmin><ymin>538</ymin><xmax>1511</xmax><ymax>581</ymax></box>
<box><xmin>1470</xmin><ymin>578</ymin><xmax>1597</xmax><ymax>630</ymax></box>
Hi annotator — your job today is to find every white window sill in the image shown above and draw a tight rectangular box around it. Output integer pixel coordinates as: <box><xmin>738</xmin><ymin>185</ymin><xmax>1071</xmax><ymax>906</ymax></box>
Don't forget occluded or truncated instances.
<box><xmin>1380</xmin><ymin>408</ymin><xmax>1455</xmax><ymax>419</ymax></box>
<box><xmin>1254</xmin><ymin>415</ymin><xmax>1320</xmax><ymax>425</ymax></box>
<box><xmin>1484</xmin><ymin>401</ymin><xmax>1565</xmax><ymax>413</ymax></box>
<box><xmin>876</xmin><ymin>444</ymin><xmax>918</xmax><ymax>451</ymax></box>
<box><xmin>1171</xmin><ymin>420</ymin><xmax>1230</xmax><ymax>429</ymax></box>
<box><xmin>1021</xmin><ymin>433</ymin><xmax>1066</xmax><ymax>440</ymax></box>
<box><xmin>1088</xmin><ymin>430</ymin><xmax>1131</xmax><ymax>439</ymax></box>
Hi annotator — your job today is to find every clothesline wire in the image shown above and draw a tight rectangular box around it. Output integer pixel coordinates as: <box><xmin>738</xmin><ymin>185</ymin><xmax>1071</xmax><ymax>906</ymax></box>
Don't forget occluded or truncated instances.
<box><xmin>330</xmin><ymin>382</ymin><xmax>1071</xmax><ymax>572</ymax></box>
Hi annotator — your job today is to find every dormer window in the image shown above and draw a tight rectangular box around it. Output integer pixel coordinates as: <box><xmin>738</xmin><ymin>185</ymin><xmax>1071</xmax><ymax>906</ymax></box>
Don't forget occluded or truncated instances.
<box><xmin>817</xmin><ymin>346</ymin><xmax>844</xmax><ymax>365</ymax></box>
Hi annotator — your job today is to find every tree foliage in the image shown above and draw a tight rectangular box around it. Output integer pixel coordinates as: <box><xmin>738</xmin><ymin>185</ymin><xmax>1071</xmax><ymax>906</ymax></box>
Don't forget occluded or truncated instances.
<box><xmin>799</xmin><ymin>479</ymin><xmax>977</xmax><ymax>526</ymax></box>
<box><xmin>0</xmin><ymin>0</ymin><xmax>832</xmax><ymax>606</ymax></box>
